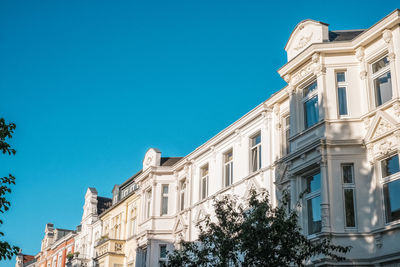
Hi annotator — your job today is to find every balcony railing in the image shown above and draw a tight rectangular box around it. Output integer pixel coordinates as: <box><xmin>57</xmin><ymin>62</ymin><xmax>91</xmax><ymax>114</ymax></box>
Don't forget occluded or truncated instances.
<box><xmin>95</xmin><ymin>237</ymin><xmax>125</xmax><ymax>258</ymax></box>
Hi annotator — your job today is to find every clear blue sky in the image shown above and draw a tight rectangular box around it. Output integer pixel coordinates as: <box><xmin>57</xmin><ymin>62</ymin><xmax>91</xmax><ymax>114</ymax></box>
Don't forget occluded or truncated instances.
<box><xmin>0</xmin><ymin>1</ymin><xmax>398</xmax><ymax>266</ymax></box>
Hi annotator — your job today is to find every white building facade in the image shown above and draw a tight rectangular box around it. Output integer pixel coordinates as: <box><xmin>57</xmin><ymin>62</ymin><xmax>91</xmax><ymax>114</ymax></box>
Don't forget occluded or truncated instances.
<box><xmin>18</xmin><ymin>9</ymin><xmax>400</xmax><ymax>267</ymax></box>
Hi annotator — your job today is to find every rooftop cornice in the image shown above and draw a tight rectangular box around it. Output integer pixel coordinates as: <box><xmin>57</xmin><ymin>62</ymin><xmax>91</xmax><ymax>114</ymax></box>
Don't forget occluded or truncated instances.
<box><xmin>278</xmin><ymin>9</ymin><xmax>400</xmax><ymax>77</ymax></box>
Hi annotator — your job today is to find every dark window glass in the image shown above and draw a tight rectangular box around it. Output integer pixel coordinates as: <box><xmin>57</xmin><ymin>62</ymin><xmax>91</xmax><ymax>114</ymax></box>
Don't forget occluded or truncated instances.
<box><xmin>381</xmin><ymin>154</ymin><xmax>400</xmax><ymax>178</ymax></box>
<box><xmin>375</xmin><ymin>71</ymin><xmax>392</xmax><ymax>106</ymax></box>
<box><xmin>304</xmin><ymin>96</ymin><xmax>319</xmax><ymax>128</ymax></box>
<box><xmin>342</xmin><ymin>164</ymin><xmax>354</xmax><ymax>184</ymax></box>
<box><xmin>344</xmin><ymin>189</ymin><xmax>356</xmax><ymax>227</ymax></box>
<box><xmin>307</xmin><ymin>172</ymin><xmax>321</xmax><ymax>193</ymax></box>
<box><xmin>338</xmin><ymin>87</ymin><xmax>348</xmax><ymax>115</ymax></box>
<box><xmin>336</xmin><ymin>72</ymin><xmax>346</xmax><ymax>82</ymax></box>
<box><xmin>372</xmin><ymin>57</ymin><xmax>389</xmax><ymax>73</ymax></box>
<box><xmin>383</xmin><ymin>179</ymin><xmax>400</xmax><ymax>222</ymax></box>
<box><xmin>303</xmin><ymin>81</ymin><xmax>318</xmax><ymax>97</ymax></box>
<box><xmin>307</xmin><ymin>196</ymin><xmax>321</xmax><ymax>234</ymax></box>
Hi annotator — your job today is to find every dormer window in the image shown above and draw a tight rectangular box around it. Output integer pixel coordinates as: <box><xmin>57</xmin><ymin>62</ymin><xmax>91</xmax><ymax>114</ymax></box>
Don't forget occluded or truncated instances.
<box><xmin>303</xmin><ymin>80</ymin><xmax>319</xmax><ymax>129</ymax></box>
<box><xmin>372</xmin><ymin>56</ymin><xmax>392</xmax><ymax>107</ymax></box>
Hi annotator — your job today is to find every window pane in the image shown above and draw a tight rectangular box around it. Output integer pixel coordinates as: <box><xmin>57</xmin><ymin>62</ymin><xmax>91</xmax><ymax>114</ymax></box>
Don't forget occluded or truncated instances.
<box><xmin>381</xmin><ymin>154</ymin><xmax>400</xmax><ymax>178</ymax></box>
<box><xmin>372</xmin><ymin>56</ymin><xmax>389</xmax><ymax>73</ymax></box>
<box><xmin>342</xmin><ymin>164</ymin><xmax>354</xmax><ymax>184</ymax></box>
<box><xmin>303</xmin><ymin>81</ymin><xmax>318</xmax><ymax>97</ymax></box>
<box><xmin>384</xmin><ymin>179</ymin><xmax>400</xmax><ymax>222</ymax></box>
<box><xmin>344</xmin><ymin>189</ymin><xmax>356</xmax><ymax>227</ymax></box>
<box><xmin>225</xmin><ymin>164</ymin><xmax>231</xmax><ymax>186</ymax></box>
<box><xmin>225</xmin><ymin>151</ymin><xmax>233</xmax><ymax>162</ymax></box>
<box><xmin>307</xmin><ymin>196</ymin><xmax>321</xmax><ymax>234</ymax></box>
<box><xmin>338</xmin><ymin>87</ymin><xmax>348</xmax><ymax>115</ymax></box>
<box><xmin>202</xmin><ymin>177</ymin><xmax>207</xmax><ymax>199</ymax></box>
<box><xmin>336</xmin><ymin>72</ymin><xmax>346</xmax><ymax>82</ymax></box>
<box><xmin>375</xmin><ymin>71</ymin><xmax>392</xmax><ymax>106</ymax></box>
<box><xmin>307</xmin><ymin>172</ymin><xmax>321</xmax><ymax>193</ymax></box>
<box><xmin>160</xmin><ymin>245</ymin><xmax>167</xmax><ymax>258</ymax></box>
<box><xmin>251</xmin><ymin>147</ymin><xmax>258</xmax><ymax>172</ymax></box>
<box><xmin>162</xmin><ymin>185</ymin><xmax>169</xmax><ymax>194</ymax></box>
<box><xmin>252</xmin><ymin>134</ymin><xmax>261</xmax><ymax>146</ymax></box>
<box><xmin>162</xmin><ymin>196</ymin><xmax>168</xmax><ymax>215</ymax></box>
<box><xmin>305</xmin><ymin>96</ymin><xmax>319</xmax><ymax>128</ymax></box>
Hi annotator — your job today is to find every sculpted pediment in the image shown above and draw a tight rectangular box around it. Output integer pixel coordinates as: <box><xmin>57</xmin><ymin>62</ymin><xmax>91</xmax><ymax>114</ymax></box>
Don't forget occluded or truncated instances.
<box><xmin>365</xmin><ymin>111</ymin><xmax>398</xmax><ymax>143</ymax></box>
<box><xmin>142</xmin><ymin>148</ymin><xmax>161</xmax><ymax>170</ymax></box>
<box><xmin>285</xmin><ymin>19</ymin><xmax>329</xmax><ymax>61</ymax></box>
<box><xmin>243</xmin><ymin>177</ymin><xmax>262</xmax><ymax>199</ymax></box>
<box><xmin>173</xmin><ymin>215</ymin><xmax>187</xmax><ymax>234</ymax></box>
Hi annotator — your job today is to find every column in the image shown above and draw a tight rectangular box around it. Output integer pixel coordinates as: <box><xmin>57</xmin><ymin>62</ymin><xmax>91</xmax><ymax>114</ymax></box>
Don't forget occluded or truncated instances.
<box><xmin>320</xmin><ymin>150</ymin><xmax>331</xmax><ymax>233</ymax></box>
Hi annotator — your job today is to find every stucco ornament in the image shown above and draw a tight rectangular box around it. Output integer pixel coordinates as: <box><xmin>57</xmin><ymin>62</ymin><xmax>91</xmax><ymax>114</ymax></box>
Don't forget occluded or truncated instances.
<box><xmin>374</xmin><ymin>119</ymin><xmax>393</xmax><ymax>138</ymax></box>
<box><xmin>378</xmin><ymin>139</ymin><xmax>392</xmax><ymax>156</ymax></box>
<box><xmin>294</xmin><ymin>32</ymin><xmax>313</xmax><ymax>51</ymax></box>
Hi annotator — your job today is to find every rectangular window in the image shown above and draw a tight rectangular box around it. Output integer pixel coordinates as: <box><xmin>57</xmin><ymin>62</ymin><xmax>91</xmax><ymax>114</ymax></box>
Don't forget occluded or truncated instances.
<box><xmin>336</xmin><ymin>71</ymin><xmax>348</xmax><ymax>116</ymax></box>
<box><xmin>161</xmin><ymin>185</ymin><xmax>169</xmax><ymax>215</ymax></box>
<box><xmin>159</xmin><ymin>244</ymin><xmax>167</xmax><ymax>267</ymax></box>
<box><xmin>381</xmin><ymin>154</ymin><xmax>400</xmax><ymax>178</ymax></box>
<box><xmin>372</xmin><ymin>56</ymin><xmax>392</xmax><ymax>106</ymax></box>
<box><xmin>283</xmin><ymin>115</ymin><xmax>290</xmax><ymax>155</ymax></box>
<box><xmin>383</xmin><ymin>179</ymin><xmax>400</xmax><ymax>223</ymax></box>
<box><xmin>146</xmin><ymin>189</ymin><xmax>152</xmax><ymax>219</ymax></box>
<box><xmin>305</xmin><ymin>172</ymin><xmax>321</xmax><ymax>235</ymax></box>
<box><xmin>303</xmin><ymin>81</ymin><xmax>319</xmax><ymax>129</ymax></box>
<box><xmin>201</xmin><ymin>165</ymin><xmax>209</xmax><ymax>199</ymax></box>
<box><xmin>179</xmin><ymin>179</ymin><xmax>186</xmax><ymax>211</ymax></box>
<box><xmin>131</xmin><ymin>217</ymin><xmax>137</xmax><ymax>236</ymax></box>
<box><xmin>342</xmin><ymin>164</ymin><xmax>356</xmax><ymax>228</ymax></box>
<box><xmin>224</xmin><ymin>150</ymin><xmax>233</xmax><ymax>187</ymax></box>
<box><xmin>250</xmin><ymin>133</ymin><xmax>262</xmax><ymax>172</ymax></box>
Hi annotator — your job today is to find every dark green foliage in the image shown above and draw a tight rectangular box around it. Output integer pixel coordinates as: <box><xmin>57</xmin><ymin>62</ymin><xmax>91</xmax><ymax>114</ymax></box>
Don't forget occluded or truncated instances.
<box><xmin>167</xmin><ymin>190</ymin><xmax>350</xmax><ymax>267</ymax></box>
<box><xmin>0</xmin><ymin>118</ymin><xmax>19</xmax><ymax>260</ymax></box>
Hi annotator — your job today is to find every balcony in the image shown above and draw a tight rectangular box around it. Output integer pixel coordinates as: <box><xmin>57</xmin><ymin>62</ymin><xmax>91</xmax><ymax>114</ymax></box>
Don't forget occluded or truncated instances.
<box><xmin>95</xmin><ymin>237</ymin><xmax>125</xmax><ymax>258</ymax></box>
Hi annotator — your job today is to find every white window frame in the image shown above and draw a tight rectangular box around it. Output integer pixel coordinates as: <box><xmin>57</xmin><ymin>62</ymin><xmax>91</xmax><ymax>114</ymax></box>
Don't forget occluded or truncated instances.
<box><xmin>380</xmin><ymin>154</ymin><xmax>400</xmax><ymax>224</ymax></box>
<box><xmin>336</xmin><ymin>71</ymin><xmax>349</xmax><ymax>117</ymax></box>
<box><xmin>159</xmin><ymin>244</ymin><xmax>167</xmax><ymax>266</ymax></box>
<box><xmin>179</xmin><ymin>179</ymin><xmax>186</xmax><ymax>211</ymax></box>
<box><xmin>130</xmin><ymin>207</ymin><xmax>137</xmax><ymax>237</ymax></box>
<box><xmin>371</xmin><ymin>55</ymin><xmax>392</xmax><ymax>107</ymax></box>
<box><xmin>302</xmin><ymin>79</ymin><xmax>319</xmax><ymax>129</ymax></box>
<box><xmin>161</xmin><ymin>184</ymin><xmax>169</xmax><ymax>216</ymax></box>
<box><xmin>145</xmin><ymin>189</ymin><xmax>152</xmax><ymax>219</ymax></box>
<box><xmin>341</xmin><ymin>163</ymin><xmax>357</xmax><ymax>229</ymax></box>
<box><xmin>250</xmin><ymin>132</ymin><xmax>262</xmax><ymax>172</ymax></box>
<box><xmin>223</xmin><ymin>150</ymin><xmax>233</xmax><ymax>187</ymax></box>
<box><xmin>200</xmin><ymin>165</ymin><xmax>209</xmax><ymax>200</ymax></box>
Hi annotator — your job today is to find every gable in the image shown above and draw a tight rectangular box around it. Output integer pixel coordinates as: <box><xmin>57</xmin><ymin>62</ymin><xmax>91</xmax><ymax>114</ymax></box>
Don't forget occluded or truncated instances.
<box><xmin>243</xmin><ymin>177</ymin><xmax>262</xmax><ymax>199</ymax></box>
<box><xmin>365</xmin><ymin>111</ymin><xmax>398</xmax><ymax>142</ymax></box>
<box><xmin>285</xmin><ymin>19</ymin><xmax>329</xmax><ymax>61</ymax></box>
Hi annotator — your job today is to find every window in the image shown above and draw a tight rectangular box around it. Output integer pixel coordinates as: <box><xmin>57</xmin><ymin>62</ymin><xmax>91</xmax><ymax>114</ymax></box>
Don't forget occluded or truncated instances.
<box><xmin>381</xmin><ymin>154</ymin><xmax>400</xmax><ymax>223</ymax></box>
<box><xmin>305</xmin><ymin>172</ymin><xmax>321</xmax><ymax>235</ymax></box>
<box><xmin>303</xmin><ymin>80</ymin><xmax>319</xmax><ymax>128</ymax></box>
<box><xmin>342</xmin><ymin>164</ymin><xmax>356</xmax><ymax>228</ymax></box>
<box><xmin>146</xmin><ymin>189</ymin><xmax>152</xmax><ymax>219</ymax></box>
<box><xmin>159</xmin><ymin>245</ymin><xmax>167</xmax><ymax>267</ymax></box>
<box><xmin>283</xmin><ymin>115</ymin><xmax>290</xmax><ymax>155</ymax></box>
<box><xmin>179</xmin><ymin>179</ymin><xmax>186</xmax><ymax>211</ymax></box>
<box><xmin>224</xmin><ymin>150</ymin><xmax>233</xmax><ymax>187</ymax></box>
<box><xmin>336</xmin><ymin>72</ymin><xmax>348</xmax><ymax>116</ymax></box>
<box><xmin>161</xmin><ymin>185</ymin><xmax>169</xmax><ymax>215</ymax></box>
<box><xmin>201</xmin><ymin>165</ymin><xmax>209</xmax><ymax>199</ymax></box>
<box><xmin>381</xmin><ymin>154</ymin><xmax>399</xmax><ymax>178</ymax></box>
<box><xmin>372</xmin><ymin>56</ymin><xmax>392</xmax><ymax>106</ymax></box>
<box><xmin>130</xmin><ymin>207</ymin><xmax>137</xmax><ymax>236</ymax></box>
<box><xmin>250</xmin><ymin>133</ymin><xmax>262</xmax><ymax>172</ymax></box>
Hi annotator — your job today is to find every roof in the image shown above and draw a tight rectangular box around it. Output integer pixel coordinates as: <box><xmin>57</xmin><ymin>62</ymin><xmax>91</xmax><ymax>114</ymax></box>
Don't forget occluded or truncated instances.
<box><xmin>97</xmin><ymin>196</ymin><xmax>112</xmax><ymax>214</ymax></box>
<box><xmin>22</xmin><ymin>255</ymin><xmax>35</xmax><ymax>264</ymax></box>
<box><xmin>160</xmin><ymin>157</ymin><xmax>183</xmax><ymax>166</ymax></box>
<box><xmin>328</xmin><ymin>30</ymin><xmax>364</xmax><ymax>42</ymax></box>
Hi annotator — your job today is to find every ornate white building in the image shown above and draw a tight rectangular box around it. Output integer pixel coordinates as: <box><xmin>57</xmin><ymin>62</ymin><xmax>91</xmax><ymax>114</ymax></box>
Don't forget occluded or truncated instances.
<box><xmin>19</xmin><ymin>9</ymin><xmax>400</xmax><ymax>267</ymax></box>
